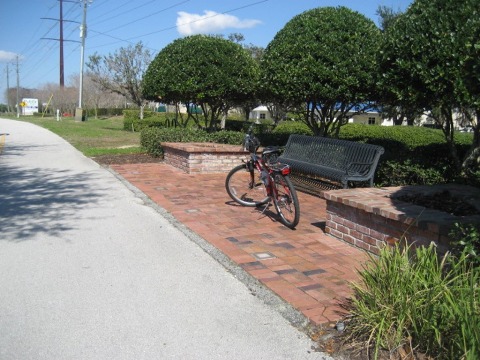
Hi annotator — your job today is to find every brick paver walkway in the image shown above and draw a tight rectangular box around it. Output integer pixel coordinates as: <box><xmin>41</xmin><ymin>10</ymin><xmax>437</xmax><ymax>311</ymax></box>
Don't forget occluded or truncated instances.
<box><xmin>111</xmin><ymin>163</ymin><xmax>369</xmax><ymax>326</ymax></box>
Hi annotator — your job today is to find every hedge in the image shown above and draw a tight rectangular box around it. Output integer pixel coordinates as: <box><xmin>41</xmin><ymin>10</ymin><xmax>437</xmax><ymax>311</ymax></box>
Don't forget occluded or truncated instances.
<box><xmin>138</xmin><ymin>121</ymin><xmax>477</xmax><ymax>186</ymax></box>
<box><xmin>337</xmin><ymin>124</ymin><xmax>474</xmax><ymax>186</ymax></box>
<box><xmin>140</xmin><ymin>127</ymin><xmax>244</xmax><ymax>157</ymax></box>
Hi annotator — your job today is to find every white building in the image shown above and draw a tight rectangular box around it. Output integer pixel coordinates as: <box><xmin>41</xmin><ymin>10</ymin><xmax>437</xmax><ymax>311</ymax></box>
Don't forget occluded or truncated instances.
<box><xmin>249</xmin><ymin>106</ymin><xmax>271</xmax><ymax>121</ymax></box>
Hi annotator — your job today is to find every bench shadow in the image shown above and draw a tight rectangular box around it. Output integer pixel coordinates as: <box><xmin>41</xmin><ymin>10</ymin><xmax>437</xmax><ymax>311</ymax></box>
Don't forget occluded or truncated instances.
<box><xmin>311</xmin><ymin>221</ymin><xmax>326</xmax><ymax>231</ymax></box>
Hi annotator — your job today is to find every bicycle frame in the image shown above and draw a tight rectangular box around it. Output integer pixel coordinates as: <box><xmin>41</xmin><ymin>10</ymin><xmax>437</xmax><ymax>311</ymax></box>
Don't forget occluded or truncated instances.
<box><xmin>246</xmin><ymin>151</ymin><xmax>292</xmax><ymax>200</ymax></box>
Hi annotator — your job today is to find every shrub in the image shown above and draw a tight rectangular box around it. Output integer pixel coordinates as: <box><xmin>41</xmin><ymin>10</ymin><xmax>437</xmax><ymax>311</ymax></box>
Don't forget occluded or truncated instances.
<box><xmin>140</xmin><ymin>127</ymin><xmax>165</xmax><ymax>157</ymax></box>
<box><xmin>252</xmin><ymin>121</ymin><xmax>314</xmax><ymax>146</ymax></box>
<box><xmin>339</xmin><ymin>124</ymin><xmax>473</xmax><ymax>185</ymax></box>
<box><xmin>85</xmin><ymin>108</ymin><xmax>124</xmax><ymax>117</ymax></box>
<box><xmin>376</xmin><ymin>159</ymin><xmax>446</xmax><ymax>186</ymax></box>
<box><xmin>449</xmin><ymin>223</ymin><xmax>480</xmax><ymax>268</ymax></box>
<box><xmin>273</xmin><ymin>121</ymin><xmax>313</xmax><ymax>136</ymax></box>
<box><xmin>140</xmin><ymin>127</ymin><xmax>243</xmax><ymax>156</ymax></box>
<box><xmin>140</xmin><ymin>120</ymin><xmax>476</xmax><ymax>186</ymax></box>
<box><xmin>346</xmin><ymin>243</ymin><xmax>480</xmax><ymax>359</ymax></box>
<box><xmin>123</xmin><ymin>110</ymin><xmax>168</xmax><ymax>131</ymax></box>
<box><xmin>208</xmin><ymin>130</ymin><xmax>244</xmax><ymax>144</ymax></box>
<box><xmin>224</xmin><ymin>118</ymin><xmax>248</xmax><ymax>132</ymax></box>
<box><xmin>139</xmin><ymin>119</ymin><xmax>273</xmax><ymax>156</ymax></box>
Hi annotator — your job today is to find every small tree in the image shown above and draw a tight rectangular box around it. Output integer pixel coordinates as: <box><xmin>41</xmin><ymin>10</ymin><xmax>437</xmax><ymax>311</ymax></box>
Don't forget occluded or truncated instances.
<box><xmin>376</xmin><ymin>5</ymin><xmax>404</xmax><ymax>32</ymax></box>
<box><xmin>260</xmin><ymin>7</ymin><xmax>381</xmax><ymax>137</ymax></box>
<box><xmin>143</xmin><ymin>35</ymin><xmax>259</xmax><ymax>130</ymax></box>
<box><xmin>379</xmin><ymin>0</ymin><xmax>480</xmax><ymax>177</ymax></box>
<box><xmin>86</xmin><ymin>42</ymin><xmax>152</xmax><ymax>110</ymax></box>
<box><xmin>375</xmin><ymin>5</ymin><xmax>423</xmax><ymax>126</ymax></box>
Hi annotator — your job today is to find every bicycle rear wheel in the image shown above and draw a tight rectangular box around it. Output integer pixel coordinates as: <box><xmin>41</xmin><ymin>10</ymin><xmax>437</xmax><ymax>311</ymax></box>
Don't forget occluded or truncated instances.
<box><xmin>225</xmin><ymin>164</ymin><xmax>270</xmax><ymax>207</ymax></box>
<box><xmin>272</xmin><ymin>174</ymin><xmax>300</xmax><ymax>229</ymax></box>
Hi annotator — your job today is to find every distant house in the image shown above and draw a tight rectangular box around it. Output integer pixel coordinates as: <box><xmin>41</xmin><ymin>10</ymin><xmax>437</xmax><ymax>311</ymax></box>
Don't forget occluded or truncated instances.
<box><xmin>249</xmin><ymin>106</ymin><xmax>271</xmax><ymax>121</ymax></box>
<box><xmin>347</xmin><ymin>110</ymin><xmax>382</xmax><ymax>126</ymax></box>
<box><xmin>379</xmin><ymin>110</ymin><xmax>474</xmax><ymax>129</ymax></box>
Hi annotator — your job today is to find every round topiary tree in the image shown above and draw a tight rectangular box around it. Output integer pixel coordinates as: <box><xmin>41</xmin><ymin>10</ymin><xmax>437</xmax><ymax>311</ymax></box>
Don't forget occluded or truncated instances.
<box><xmin>143</xmin><ymin>35</ymin><xmax>259</xmax><ymax>130</ymax></box>
<box><xmin>379</xmin><ymin>0</ymin><xmax>480</xmax><ymax>179</ymax></box>
<box><xmin>260</xmin><ymin>7</ymin><xmax>381</xmax><ymax>137</ymax></box>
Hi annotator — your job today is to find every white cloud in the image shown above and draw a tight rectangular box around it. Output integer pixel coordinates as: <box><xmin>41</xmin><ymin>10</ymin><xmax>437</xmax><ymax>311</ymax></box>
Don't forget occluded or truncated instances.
<box><xmin>0</xmin><ymin>50</ymin><xmax>21</xmax><ymax>62</ymax></box>
<box><xmin>176</xmin><ymin>10</ymin><xmax>261</xmax><ymax>36</ymax></box>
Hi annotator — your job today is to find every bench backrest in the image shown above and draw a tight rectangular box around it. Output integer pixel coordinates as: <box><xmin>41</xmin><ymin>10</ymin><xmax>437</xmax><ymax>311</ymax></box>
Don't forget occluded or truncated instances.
<box><xmin>282</xmin><ymin>134</ymin><xmax>384</xmax><ymax>172</ymax></box>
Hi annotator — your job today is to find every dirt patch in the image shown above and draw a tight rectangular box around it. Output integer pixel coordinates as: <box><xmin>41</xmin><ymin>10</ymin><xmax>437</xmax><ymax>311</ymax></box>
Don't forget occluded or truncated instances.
<box><xmin>311</xmin><ymin>326</ymin><xmax>432</xmax><ymax>360</ymax></box>
<box><xmin>92</xmin><ymin>153</ymin><xmax>163</xmax><ymax>165</ymax></box>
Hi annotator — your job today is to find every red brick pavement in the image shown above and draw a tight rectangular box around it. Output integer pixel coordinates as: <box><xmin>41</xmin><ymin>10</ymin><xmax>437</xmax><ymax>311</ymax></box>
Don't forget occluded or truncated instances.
<box><xmin>110</xmin><ymin>162</ymin><xmax>369</xmax><ymax>327</ymax></box>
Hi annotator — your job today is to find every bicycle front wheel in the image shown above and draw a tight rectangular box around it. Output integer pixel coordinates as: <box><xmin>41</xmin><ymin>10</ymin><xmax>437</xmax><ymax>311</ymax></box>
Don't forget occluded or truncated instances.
<box><xmin>225</xmin><ymin>164</ymin><xmax>270</xmax><ymax>207</ymax></box>
<box><xmin>272</xmin><ymin>174</ymin><xmax>300</xmax><ymax>229</ymax></box>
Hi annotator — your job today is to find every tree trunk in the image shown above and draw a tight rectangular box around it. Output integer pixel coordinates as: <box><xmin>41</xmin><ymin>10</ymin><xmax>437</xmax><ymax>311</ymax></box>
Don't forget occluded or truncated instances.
<box><xmin>220</xmin><ymin>110</ymin><xmax>227</xmax><ymax>130</ymax></box>
<box><xmin>439</xmin><ymin>106</ymin><xmax>462</xmax><ymax>172</ymax></box>
<box><xmin>461</xmin><ymin>108</ymin><xmax>480</xmax><ymax>178</ymax></box>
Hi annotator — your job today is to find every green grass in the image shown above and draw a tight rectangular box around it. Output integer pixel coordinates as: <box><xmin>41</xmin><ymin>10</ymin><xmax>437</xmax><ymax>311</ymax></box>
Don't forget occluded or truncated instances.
<box><xmin>9</xmin><ymin>115</ymin><xmax>143</xmax><ymax>156</ymax></box>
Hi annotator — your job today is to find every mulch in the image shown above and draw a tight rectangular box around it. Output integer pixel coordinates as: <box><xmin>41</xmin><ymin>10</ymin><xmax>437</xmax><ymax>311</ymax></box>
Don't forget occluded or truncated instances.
<box><xmin>92</xmin><ymin>153</ymin><xmax>164</xmax><ymax>165</ymax></box>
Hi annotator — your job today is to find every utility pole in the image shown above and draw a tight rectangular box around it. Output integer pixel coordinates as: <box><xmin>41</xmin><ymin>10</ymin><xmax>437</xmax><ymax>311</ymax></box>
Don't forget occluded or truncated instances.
<box><xmin>16</xmin><ymin>56</ymin><xmax>20</xmax><ymax>119</ymax></box>
<box><xmin>41</xmin><ymin>0</ymin><xmax>79</xmax><ymax>88</ymax></box>
<box><xmin>60</xmin><ymin>0</ymin><xmax>64</xmax><ymax>88</ymax></box>
<box><xmin>75</xmin><ymin>0</ymin><xmax>92</xmax><ymax>122</ymax></box>
<box><xmin>6</xmin><ymin>64</ymin><xmax>11</xmax><ymax>113</ymax></box>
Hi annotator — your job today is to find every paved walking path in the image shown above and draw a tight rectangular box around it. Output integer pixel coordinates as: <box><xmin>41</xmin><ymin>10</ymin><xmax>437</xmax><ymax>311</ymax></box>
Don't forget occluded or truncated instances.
<box><xmin>0</xmin><ymin>118</ymin><xmax>333</xmax><ymax>360</ymax></box>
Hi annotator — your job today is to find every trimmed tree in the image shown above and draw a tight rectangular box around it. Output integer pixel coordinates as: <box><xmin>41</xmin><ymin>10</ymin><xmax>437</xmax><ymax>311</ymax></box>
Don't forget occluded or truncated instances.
<box><xmin>379</xmin><ymin>0</ymin><xmax>480</xmax><ymax>178</ymax></box>
<box><xmin>260</xmin><ymin>7</ymin><xmax>381</xmax><ymax>137</ymax></box>
<box><xmin>142</xmin><ymin>35</ymin><xmax>259</xmax><ymax>130</ymax></box>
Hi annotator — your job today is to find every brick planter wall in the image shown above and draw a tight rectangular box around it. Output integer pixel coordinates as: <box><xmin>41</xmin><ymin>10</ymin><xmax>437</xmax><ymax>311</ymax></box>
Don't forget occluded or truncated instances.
<box><xmin>161</xmin><ymin>142</ymin><xmax>247</xmax><ymax>174</ymax></box>
<box><xmin>323</xmin><ymin>185</ymin><xmax>480</xmax><ymax>255</ymax></box>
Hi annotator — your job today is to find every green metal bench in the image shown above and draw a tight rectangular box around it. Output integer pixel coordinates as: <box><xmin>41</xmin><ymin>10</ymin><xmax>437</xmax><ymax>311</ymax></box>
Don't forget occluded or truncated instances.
<box><xmin>278</xmin><ymin>134</ymin><xmax>385</xmax><ymax>189</ymax></box>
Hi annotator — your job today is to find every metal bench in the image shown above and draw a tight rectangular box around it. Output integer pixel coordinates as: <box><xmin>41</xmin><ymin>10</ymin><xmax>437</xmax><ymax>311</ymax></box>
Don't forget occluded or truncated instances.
<box><xmin>278</xmin><ymin>134</ymin><xmax>385</xmax><ymax>190</ymax></box>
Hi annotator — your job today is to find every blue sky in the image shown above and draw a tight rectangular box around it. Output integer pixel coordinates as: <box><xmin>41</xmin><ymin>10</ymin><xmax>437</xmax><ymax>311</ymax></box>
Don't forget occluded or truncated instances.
<box><xmin>0</xmin><ymin>0</ymin><xmax>412</xmax><ymax>104</ymax></box>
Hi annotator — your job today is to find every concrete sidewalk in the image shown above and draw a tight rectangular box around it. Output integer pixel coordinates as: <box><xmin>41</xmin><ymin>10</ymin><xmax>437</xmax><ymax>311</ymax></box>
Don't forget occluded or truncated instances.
<box><xmin>0</xmin><ymin>118</ymin><xmax>332</xmax><ymax>359</ymax></box>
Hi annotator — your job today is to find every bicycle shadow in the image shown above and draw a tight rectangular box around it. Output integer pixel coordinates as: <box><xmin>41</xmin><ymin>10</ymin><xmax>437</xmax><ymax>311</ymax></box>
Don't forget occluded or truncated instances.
<box><xmin>225</xmin><ymin>200</ymin><xmax>292</xmax><ymax>227</ymax></box>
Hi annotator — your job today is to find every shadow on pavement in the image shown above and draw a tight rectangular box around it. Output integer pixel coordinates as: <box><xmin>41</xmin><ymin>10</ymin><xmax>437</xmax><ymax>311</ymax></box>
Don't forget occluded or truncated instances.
<box><xmin>0</xmin><ymin>164</ymin><xmax>102</xmax><ymax>242</ymax></box>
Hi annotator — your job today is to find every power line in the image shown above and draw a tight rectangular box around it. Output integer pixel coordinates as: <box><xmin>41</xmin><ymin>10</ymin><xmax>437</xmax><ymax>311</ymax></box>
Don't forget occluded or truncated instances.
<box><xmin>98</xmin><ymin>0</ymin><xmax>190</xmax><ymax>36</ymax></box>
<box><xmin>39</xmin><ymin>0</ymin><xmax>82</xmax><ymax>87</ymax></box>
<box><xmin>91</xmin><ymin>0</ymin><xmax>162</xmax><ymax>26</ymax></box>
<box><xmin>10</xmin><ymin>0</ymin><xmax>269</xmax><ymax>94</ymax></box>
<box><xmin>128</xmin><ymin>0</ymin><xmax>269</xmax><ymax>41</ymax></box>
<box><xmin>88</xmin><ymin>0</ymin><xmax>132</xmax><ymax>22</ymax></box>
<box><xmin>88</xmin><ymin>0</ymin><xmax>269</xmax><ymax>51</ymax></box>
<box><xmin>19</xmin><ymin>1</ymin><xmax>80</xmax><ymax>89</ymax></box>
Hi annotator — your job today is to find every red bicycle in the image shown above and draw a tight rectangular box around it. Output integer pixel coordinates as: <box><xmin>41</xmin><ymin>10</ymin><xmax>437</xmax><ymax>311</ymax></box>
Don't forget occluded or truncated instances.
<box><xmin>225</xmin><ymin>125</ymin><xmax>300</xmax><ymax>229</ymax></box>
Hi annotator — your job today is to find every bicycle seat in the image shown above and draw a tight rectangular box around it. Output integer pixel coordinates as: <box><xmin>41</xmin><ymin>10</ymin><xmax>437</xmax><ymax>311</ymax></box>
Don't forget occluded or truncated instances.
<box><xmin>262</xmin><ymin>146</ymin><xmax>282</xmax><ymax>165</ymax></box>
<box><xmin>262</xmin><ymin>146</ymin><xmax>281</xmax><ymax>155</ymax></box>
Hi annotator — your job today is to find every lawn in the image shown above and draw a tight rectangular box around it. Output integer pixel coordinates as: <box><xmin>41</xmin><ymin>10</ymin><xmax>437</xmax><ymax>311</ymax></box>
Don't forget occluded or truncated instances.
<box><xmin>8</xmin><ymin>115</ymin><xmax>143</xmax><ymax>157</ymax></box>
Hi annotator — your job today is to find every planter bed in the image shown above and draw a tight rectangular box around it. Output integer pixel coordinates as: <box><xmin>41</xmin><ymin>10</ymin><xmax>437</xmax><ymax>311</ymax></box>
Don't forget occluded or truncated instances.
<box><xmin>323</xmin><ymin>184</ymin><xmax>480</xmax><ymax>255</ymax></box>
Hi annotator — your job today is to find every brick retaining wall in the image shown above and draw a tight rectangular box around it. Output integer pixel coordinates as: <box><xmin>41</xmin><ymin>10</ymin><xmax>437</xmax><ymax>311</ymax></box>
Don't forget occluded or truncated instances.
<box><xmin>323</xmin><ymin>185</ymin><xmax>480</xmax><ymax>255</ymax></box>
<box><xmin>161</xmin><ymin>142</ymin><xmax>247</xmax><ymax>174</ymax></box>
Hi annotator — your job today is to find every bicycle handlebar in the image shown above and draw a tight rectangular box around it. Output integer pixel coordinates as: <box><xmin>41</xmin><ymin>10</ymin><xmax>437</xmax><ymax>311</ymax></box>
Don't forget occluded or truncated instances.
<box><xmin>243</xmin><ymin>124</ymin><xmax>259</xmax><ymax>153</ymax></box>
